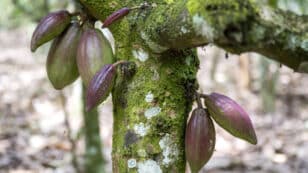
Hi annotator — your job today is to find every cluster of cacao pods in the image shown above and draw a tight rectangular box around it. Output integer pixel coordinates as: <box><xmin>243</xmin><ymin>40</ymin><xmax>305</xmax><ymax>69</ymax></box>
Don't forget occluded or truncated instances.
<box><xmin>31</xmin><ymin>10</ymin><xmax>121</xmax><ymax>111</ymax></box>
<box><xmin>185</xmin><ymin>92</ymin><xmax>257</xmax><ymax>173</ymax></box>
<box><xmin>31</xmin><ymin>7</ymin><xmax>258</xmax><ymax>173</ymax></box>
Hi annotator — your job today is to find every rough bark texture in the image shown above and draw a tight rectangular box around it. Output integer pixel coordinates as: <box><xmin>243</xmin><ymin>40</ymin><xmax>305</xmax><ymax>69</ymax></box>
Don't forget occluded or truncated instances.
<box><xmin>80</xmin><ymin>0</ymin><xmax>308</xmax><ymax>72</ymax></box>
<box><xmin>78</xmin><ymin>0</ymin><xmax>308</xmax><ymax>172</ymax></box>
<box><xmin>111</xmin><ymin>50</ymin><xmax>198</xmax><ymax>172</ymax></box>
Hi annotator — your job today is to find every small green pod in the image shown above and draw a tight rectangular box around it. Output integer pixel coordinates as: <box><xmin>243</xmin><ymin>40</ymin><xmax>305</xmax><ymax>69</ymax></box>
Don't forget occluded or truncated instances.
<box><xmin>46</xmin><ymin>22</ymin><xmax>81</xmax><ymax>90</ymax></box>
<box><xmin>77</xmin><ymin>24</ymin><xmax>114</xmax><ymax>86</ymax></box>
<box><xmin>31</xmin><ymin>10</ymin><xmax>71</xmax><ymax>52</ymax></box>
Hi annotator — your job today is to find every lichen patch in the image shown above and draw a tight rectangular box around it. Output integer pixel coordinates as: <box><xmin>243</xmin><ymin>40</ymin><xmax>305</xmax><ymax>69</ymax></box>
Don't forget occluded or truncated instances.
<box><xmin>140</xmin><ymin>32</ymin><xmax>168</xmax><ymax>53</ymax></box>
<box><xmin>159</xmin><ymin>134</ymin><xmax>179</xmax><ymax>166</ymax></box>
<box><xmin>260</xmin><ymin>6</ymin><xmax>283</xmax><ymax>25</ymax></box>
<box><xmin>151</xmin><ymin>67</ymin><xmax>160</xmax><ymax>81</ymax></box>
<box><xmin>137</xmin><ymin>159</ymin><xmax>162</xmax><ymax>173</ymax></box>
<box><xmin>137</xmin><ymin>149</ymin><xmax>147</xmax><ymax>157</ymax></box>
<box><xmin>301</xmin><ymin>40</ymin><xmax>308</xmax><ymax>51</ymax></box>
<box><xmin>192</xmin><ymin>14</ymin><xmax>215</xmax><ymax>42</ymax></box>
<box><xmin>145</xmin><ymin>92</ymin><xmax>154</xmax><ymax>103</ymax></box>
<box><xmin>128</xmin><ymin>158</ymin><xmax>137</xmax><ymax>168</ymax></box>
<box><xmin>181</xmin><ymin>26</ymin><xmax>189</xmax><ymax>34</ymax></box>
<box><xmin>134</xmin><ymin>123</ymin><xmax>150</xmax><ymax>137</ymax></box>
<box><xmin>133</xmin><ymin>49</ymin><xmax>149</xmax><ymax>62</ymax></box>
<box><xmin>144</xmin><ymin>107</ymin><xmax>161</xmax><ymax>119</ymax></box>
<box><xmin>287</xmin><ymin>36</ymin><xmax>300</xmax><ymax>50</ymax></box>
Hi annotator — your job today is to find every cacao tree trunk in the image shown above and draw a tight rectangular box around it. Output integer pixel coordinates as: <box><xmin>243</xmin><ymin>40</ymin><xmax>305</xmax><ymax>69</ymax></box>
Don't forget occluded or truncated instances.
<box><xmin>78</xmin><ymin>0</ymin><xmax>308</xmax><ymax>172</ymax></box>
<box><xmin>111</xmin><ymin>49</ymin><xmax>198</xmax><ymax>172</ymax></box>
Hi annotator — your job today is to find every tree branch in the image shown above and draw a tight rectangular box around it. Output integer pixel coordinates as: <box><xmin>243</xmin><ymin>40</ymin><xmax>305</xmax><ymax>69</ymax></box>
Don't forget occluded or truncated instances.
<box><xmin>80</xmin><ymin>0</ymin><xmax>308</xmax><ymax>72</ymax></box>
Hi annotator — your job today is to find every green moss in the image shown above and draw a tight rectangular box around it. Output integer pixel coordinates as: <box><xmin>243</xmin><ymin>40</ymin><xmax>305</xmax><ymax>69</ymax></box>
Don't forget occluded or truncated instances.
<box><xmin>81</xmin><ymin>0</ymin><xmax>308</xmax><ymax>74</ymax></box>
<box><xmin>79</xmin><ymin>0</ymin><xmax>114</xmax><ymax>20</ymax></box>
<box><xmin>186</xmin><ymin>0</ymin><xmax>255</xmax><ymax>38</ymax></box>
<box><xmin>111</xmin><ymin>47</ymin><xmax>198</xmax><ymax>172</ymax></box>
<box><xmin>107</xmin><ymin>18</ymin><xmax>199</xmax><ymax>170</ymax></box>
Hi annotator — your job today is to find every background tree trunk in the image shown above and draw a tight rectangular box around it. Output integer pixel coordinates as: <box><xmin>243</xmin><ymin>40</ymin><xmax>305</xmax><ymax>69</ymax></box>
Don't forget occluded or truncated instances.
<box><xmin>82</xmin><ymin>86</ymin><xmax>105</xmax><ymax>173</ymax></box>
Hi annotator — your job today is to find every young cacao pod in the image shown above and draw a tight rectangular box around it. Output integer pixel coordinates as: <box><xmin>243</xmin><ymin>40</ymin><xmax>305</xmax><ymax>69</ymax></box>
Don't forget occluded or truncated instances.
<box><xmin>46</xmin><ymin>22</ymin><xmax>81</xmax><ymax>90</ymax></box>
<box><xmin>77</xmin><ymin>24</ymin><xmax>114</xmax><ymax>86</ymax></box>
<box><xmin>185</xmin><ymin>108</ymin><xmax>216</xmax><ymax>173</ymax></box>
<box><xmin>102</xmin><ymin>7</ymin><xmax>130</xmax><ymax>28</ymax></box>
<box><xmin>31</xmin><ymin>10</ymin><xmax>71</xmax><ymax>52</ymax></box>
<box><xmin>86</xmin><ymin>64</ymin><xmax>116</xmax><ymax>111</ymax></box>
<box><xmin>203</xmin><ymin>92</ymin><xmax>257</xmax><ymax>144</ymax></box>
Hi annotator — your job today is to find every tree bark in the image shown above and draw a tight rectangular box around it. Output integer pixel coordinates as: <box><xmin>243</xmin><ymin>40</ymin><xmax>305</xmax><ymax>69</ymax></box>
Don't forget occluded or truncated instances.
<box><xmin>111</xmin><ymin>50</ymin><xmax>198</xmax><ymax>172</ymax></box>
<box><xmin>78</xmin><ymin>0</ymin><xmax>308</xmax><ymax>172</ymax></box>
<box><xmin>80</xmin><ymin>0</ymin><xmax>308</xmax><ymax>72</ymax></box>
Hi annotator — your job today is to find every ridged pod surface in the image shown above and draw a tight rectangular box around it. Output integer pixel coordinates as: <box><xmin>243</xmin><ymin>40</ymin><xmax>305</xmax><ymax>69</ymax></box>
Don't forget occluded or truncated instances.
<box><xmin>86</xmin><ymin>64</ymin><xmax>116</xmax><ymax>111</ymax></box>
<box><xmin>204</xmin><ymin>92</ymin><xmax>257</xmax><ymax>144</ymax></box>
<box><xmin>77</xmin><ymin>24</ymin><xmax>114</xmax><ymax>86</ymax></box>
<box><xmin>31</xmin><ymin>10</ymin><xmax>71</xmax><ymax>52</ymax></box>
<box><xmin>46</xmin><ymin>22</ymin><xmax>81</xmax><ymax>89</ymax></box>
<box><xmin>185</xmin><ymin>108</ymin><xmax>216</xmax><ymax>173</ymax></box>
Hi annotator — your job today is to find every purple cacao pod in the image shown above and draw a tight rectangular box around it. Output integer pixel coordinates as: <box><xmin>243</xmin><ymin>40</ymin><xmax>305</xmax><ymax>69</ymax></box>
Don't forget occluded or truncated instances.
<box><xmin>86</xmin><ymin>64</ymin><xmax>116</xmax><ymax>111</ymax></box>
<box><xmin>102</xmin><ymin>7</ymin><xmax>130</xmax><ymax>28</ymax></box>
<box><xmin>46</xmin><ymin>22</ymin><xmax>81</xmax><ymax>90</ymax></box>
<box><xmin>204</xmin><ymin>92</ymin><xmax>257</xmax><ymax>144</ymax></box>
<box><xmin>31</xmin><ymin>10</ymin><xmax>71</xmax><ymax>52</ymax></box>
<box><xmin>185</xmin><ymin>108</ymin><xmax>216</xmax><ymax>173</ymax></box>
<box><xmin>77</xmin><ymin>24</ymin><xmax>114</xmax><ymax>86</ymax></box>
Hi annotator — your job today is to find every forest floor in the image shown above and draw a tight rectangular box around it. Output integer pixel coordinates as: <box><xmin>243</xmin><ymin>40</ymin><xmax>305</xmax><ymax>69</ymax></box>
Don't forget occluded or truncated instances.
<box><xmin>0</xmin><ymin>27</ymin><xmax>307</xmax><ymax>173</ymax></box>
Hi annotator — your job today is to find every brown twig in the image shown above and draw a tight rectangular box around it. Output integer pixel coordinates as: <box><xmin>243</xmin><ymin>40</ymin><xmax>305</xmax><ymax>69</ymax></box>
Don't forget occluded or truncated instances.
<box><xmin>195</xmin><ymin>92</ymin><xmax>203</xmax><ymax>108</ymax></box>
<box><xmin>113</xmin><ymin>60</ymin><xmax>127</xmax><ymax>67</ymax></box>
<box><xmin>199</xmin><ymin>93</ymin><xmax>209</xmax><ymax>99</ymax></box>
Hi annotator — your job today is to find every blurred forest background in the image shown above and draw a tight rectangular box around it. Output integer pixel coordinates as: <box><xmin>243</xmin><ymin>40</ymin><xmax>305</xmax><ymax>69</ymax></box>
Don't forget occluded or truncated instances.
<box><xmin>0</xmin><ymin>0</ymin><xmax>307</xmax><ymax>173</ymax></box>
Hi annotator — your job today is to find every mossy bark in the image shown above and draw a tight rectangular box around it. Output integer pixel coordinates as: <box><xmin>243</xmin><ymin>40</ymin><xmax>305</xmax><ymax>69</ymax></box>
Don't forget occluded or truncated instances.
<box><xmin>112</xmin><ymin>49</ymin><xmax>198</xmax><ymax>172</ymax></box>
<box><xmin>80</xmin><ymin>0</ymin><xmax>308</xmax><ymax>72</ymax></box>
<box><xmin>78</xmin><ymin>0</ymin><xmax>308</xmax><ymax>172</ymax></box>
